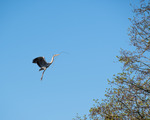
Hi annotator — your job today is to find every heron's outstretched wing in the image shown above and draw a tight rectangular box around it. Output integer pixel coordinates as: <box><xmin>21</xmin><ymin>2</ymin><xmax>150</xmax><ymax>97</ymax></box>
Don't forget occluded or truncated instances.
<box><xmin>32</xmin><ymin>57</ymin><xmax>47</xmax><ymax>67</ymax></box>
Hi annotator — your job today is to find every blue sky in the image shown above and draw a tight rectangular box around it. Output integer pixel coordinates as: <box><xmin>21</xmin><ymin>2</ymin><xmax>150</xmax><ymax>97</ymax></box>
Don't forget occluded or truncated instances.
<box><xmin>0</xmin><ymin>0</ymin><xmax>139</xmax><ymax>120</ymax></box>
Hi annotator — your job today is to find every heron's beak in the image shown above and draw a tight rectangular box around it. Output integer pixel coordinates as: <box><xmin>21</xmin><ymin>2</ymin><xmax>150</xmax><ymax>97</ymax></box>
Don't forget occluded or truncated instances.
<box><xmin>54</xmin><ymin>54</ymin><xmax>60</xmax><ymax>56</ymax></box>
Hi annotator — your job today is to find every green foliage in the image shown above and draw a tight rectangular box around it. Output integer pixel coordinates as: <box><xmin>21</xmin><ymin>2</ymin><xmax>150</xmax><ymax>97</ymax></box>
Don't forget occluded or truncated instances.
<box><xmin>74</xmin><ymin>0</ymin><xmax>150</xmax><ymax>120</ymax></box>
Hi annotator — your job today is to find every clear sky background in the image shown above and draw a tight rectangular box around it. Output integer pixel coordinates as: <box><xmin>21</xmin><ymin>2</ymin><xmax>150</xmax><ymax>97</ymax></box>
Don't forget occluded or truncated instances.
<box><xmin>0</xmin><ymin>0</ymin><xmax>139</xmax><ymax>120</ymax></box>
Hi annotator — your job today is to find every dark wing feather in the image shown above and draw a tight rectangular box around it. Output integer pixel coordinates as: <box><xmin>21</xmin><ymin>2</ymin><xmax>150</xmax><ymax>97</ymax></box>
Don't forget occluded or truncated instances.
<box><xmin>32</xmin><ymin>57</ymin><xmax>47</xmax><ymax>67</ymax></box>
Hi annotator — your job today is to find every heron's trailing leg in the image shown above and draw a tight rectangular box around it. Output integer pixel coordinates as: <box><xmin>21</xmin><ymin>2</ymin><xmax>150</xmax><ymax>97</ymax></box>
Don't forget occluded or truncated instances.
<box><xmin>40</xmin><ymin>67</ymin><xmax>46</xmax><ymax>80</ymax></box>
<box><xmin>41</xmin><ymin>70</ymin><xmax>46</xmax><ymax>80</ymax></box>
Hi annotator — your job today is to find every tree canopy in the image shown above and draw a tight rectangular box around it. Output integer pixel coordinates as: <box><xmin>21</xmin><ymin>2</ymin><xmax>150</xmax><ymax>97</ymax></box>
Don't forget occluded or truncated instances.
<box><xmin>74</xmin><ymin>0</ymin><xmax>150</xmax><ymax>120</ymax></box>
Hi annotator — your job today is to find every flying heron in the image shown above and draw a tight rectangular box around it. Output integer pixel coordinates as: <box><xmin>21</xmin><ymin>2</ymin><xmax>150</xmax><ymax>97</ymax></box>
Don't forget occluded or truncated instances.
<box><xmin>32</xmin><ymin>54</ymin><xmax>60</xmax><ymax>80</ymax></box>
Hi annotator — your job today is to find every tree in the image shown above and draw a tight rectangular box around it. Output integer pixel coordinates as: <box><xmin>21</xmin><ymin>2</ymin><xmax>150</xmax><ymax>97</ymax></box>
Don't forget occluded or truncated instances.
<box><xmin>74</xmin><ymin>0</ymin><xmax>150</xmax><ymax>120</ymax></box>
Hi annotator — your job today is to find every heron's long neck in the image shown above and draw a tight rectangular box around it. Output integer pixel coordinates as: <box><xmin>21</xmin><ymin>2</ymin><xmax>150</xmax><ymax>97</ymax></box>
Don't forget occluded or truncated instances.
<box><xmin>50</xmin><ymin>56</ymin><xmax>55</xmax><ymax>64</ymax></box>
